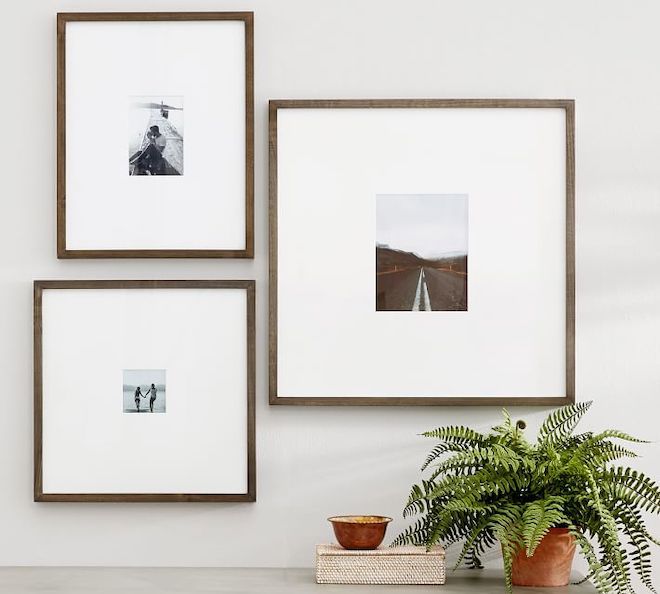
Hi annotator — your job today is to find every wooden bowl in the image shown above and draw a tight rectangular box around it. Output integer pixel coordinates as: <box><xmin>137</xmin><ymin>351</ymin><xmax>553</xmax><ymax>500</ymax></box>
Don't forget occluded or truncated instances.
<box><xmin>328</xmin><ymin>515</ymin><xmax>393</xmax><ymax>550</ymax></box>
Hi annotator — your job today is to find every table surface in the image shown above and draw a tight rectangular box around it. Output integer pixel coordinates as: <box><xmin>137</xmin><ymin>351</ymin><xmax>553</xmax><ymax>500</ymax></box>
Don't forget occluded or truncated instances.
<box><xmin>0</xmin><ymin>567</ymin><xmax>596</xmax><ymax>593</ymax></box>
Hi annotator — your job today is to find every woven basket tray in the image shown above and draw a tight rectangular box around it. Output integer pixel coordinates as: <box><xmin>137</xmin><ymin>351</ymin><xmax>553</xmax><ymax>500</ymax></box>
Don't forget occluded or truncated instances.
<box><xmin>316</xmin><ymin>544</ymin><xmax>446</xmax><ymax>585</ymax></box>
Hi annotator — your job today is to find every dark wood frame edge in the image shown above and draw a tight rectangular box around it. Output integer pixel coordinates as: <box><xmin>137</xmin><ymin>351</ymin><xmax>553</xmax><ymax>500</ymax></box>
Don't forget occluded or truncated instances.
<box><xmin>564</xmin><ymin>101</ymin><xmax>576</xmax><ymax>405</ymax></box>
<box><xmin>56</xmin><ymin>12</ymin><xmax>254</xmax><ymax>259</ymax></box>
<box><xmin>268</xmin><ymin>98</ymin><xmax>575</xmax><ymax>110</ymax></box>
<box><xmin>34</xmin><ymin>279</ymin><xmax>256</xmax><ymax>502</ymax></box>
<box><xmin>268</xmin><ymin>102</ymin><xmax>279</xmax><ymax>405</ymax></box>
<box><xmin>268</xmin><ymin>99</ymin><xmax>576</xmax><ymax>407</ymax></box>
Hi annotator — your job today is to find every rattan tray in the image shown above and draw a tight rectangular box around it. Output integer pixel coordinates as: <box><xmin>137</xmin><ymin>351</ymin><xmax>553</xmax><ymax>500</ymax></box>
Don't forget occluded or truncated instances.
<box><xmin>316</xmin><ymin>544</ymin><xmax>446</xmax><ymax>585</ymax></box>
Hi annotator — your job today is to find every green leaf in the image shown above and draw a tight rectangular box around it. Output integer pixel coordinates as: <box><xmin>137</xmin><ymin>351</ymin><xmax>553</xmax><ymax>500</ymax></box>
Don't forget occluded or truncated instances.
<box><xmin>421</xmin><ymin>425</ymin><xmax>486</xmax><ymax>443</ymax></box>
<box><xmin>538</xmin><ymin>401</ymin><xmax>592</xmax><ymax>444</ymax></box>
<box><xmin>521</xmin><ymin>497</ymin><xmax>567</xmax><ymax>556</ymax></box>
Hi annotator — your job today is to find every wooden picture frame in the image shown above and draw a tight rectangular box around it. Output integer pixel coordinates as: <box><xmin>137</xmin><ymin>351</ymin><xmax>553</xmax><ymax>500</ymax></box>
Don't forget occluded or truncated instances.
<box><xmin>34</xmin><ymin>280</ymin><xmax>256</xmax><ymax>502</ymax></box>
<box><xmin>57</xmin><ymin>12</ymin><xmax>254</xmax><ymax>258</ymax></box>
<box><xmin>269</xmin><ymin>99</ymin><xmax>575</xmax><ymax>406</ymax></box>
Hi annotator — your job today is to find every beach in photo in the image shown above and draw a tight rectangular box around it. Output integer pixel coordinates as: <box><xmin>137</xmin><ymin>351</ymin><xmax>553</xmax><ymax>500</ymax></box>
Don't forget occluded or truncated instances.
<box><xmin>123</xmin><ymin>369</ymin><xmax>166</xmax><ymax>413</ymax></box>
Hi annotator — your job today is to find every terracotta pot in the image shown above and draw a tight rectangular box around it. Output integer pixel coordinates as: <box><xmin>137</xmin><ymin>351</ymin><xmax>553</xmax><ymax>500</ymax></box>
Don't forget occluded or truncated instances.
<box><xmin>328</xmin><ymin>516</ymin><xmax>392</xmax><ymax>550</ymax></box>
<box><xmin>511</xmin><ymin>528</ymin><xmax>576</xmax><ymax>587</ymax></box>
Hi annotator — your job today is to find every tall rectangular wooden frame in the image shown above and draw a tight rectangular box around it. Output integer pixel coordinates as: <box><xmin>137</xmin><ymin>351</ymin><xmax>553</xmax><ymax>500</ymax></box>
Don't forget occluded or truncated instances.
<box><xmin>57</xmin><ymin>12</ymin><xmax>254</xmax><ymax>258</ymax></box>
<box><xmin>34</xmin><ymin>280</ymin><xmax>256</xmax><ymax>502</ymax></box>
<box><xmin>270</xmin><ymin>99</ymin><xmax>575</xmax><ymax>406</ymax></box>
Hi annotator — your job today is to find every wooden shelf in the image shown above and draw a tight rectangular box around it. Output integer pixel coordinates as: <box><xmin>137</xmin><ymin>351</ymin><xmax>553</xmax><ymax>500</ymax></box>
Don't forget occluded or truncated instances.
<box><xmin>0</xmin><ymin>567</ymin><xmax>595</xmax><ymax>593</ymax></box>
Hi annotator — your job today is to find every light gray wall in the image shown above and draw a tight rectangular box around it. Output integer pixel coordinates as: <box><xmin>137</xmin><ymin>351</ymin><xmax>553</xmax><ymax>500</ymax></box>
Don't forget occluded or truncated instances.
<box><xmin>1</xmin><ymin>0</ymin><xmax>659</xmax><ymax>584</ymax></box>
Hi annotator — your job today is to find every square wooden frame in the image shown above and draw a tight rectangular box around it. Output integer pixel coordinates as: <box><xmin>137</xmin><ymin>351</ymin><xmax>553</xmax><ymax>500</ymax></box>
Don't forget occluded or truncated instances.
<box><xmin>34</xmin><ymin>280</ymin><xmax>256</xmax><ymax>502</ymax></box>
<box><xmin>57</xmin><ymin>12</ymin><xmax>254</xmax><ymax>258</ymax></box>
<box><xmin>269</xmin><ymin>99</ymin><xmax>575</xmax><ymax>406</ymax></box>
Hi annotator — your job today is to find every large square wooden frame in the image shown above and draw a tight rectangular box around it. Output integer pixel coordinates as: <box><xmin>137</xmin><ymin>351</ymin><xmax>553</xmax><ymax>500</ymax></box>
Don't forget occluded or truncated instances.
<box><xmin>269</xmin><ymin>99</ymin><xmax>575</xmax><ymax>406</ymax></box>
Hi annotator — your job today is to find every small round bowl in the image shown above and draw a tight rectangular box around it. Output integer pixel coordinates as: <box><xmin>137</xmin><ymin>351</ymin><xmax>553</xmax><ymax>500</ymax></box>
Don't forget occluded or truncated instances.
<box><xmin>328</xmin><ymin>515</ymin><xmax>393</xmax><ymax>550</ymax></box>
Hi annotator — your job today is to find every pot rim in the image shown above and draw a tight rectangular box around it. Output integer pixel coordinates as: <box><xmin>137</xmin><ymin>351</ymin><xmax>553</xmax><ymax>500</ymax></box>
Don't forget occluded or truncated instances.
<box><xmin>328</xmin><ymin>515</ymin><xmax>393</xmax><ymax>524</ymax></box>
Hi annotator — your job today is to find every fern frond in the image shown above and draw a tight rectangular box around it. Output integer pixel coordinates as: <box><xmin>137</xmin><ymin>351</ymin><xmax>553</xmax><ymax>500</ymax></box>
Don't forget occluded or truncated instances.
<box><xmin>521</xmin><ymin>497</ymin><xmax>567</xmax><ymax>556</ymax></box>
<box><xmin>571</xmin><ymin>529</ymin><xmax>613</xmax><ymax>593</ymax></box>
<box><xmin>589</xmin><ymin>430</ymin><xmax>648</xmax><ymax>444</ymax></box>
<box><xmin>454</xmin><ymin>516</ymin><xmax>493</xmax><ymax>569</ymax></box>
<box><xmin>469</xmin><ymin>528</ymin><xmax>498</xmax><ymax>564</ymax></box>
<box><xmin>538</xmin><ymin>400</ymin><xmax>592</xmax><ymax>444</ymax></box>
<box><xmin>402</xmin><ymin>484</ymin><xmax>426</xmax><ymax>518</ymax></box>
<box><xmin>602</xmin><ymin>467</ymin><xmax>660</xmax><ymax>514</ymax></box>
<box><xmin>584</xmin><ymin>471</ymin><xmax>629</xmax><ymax>593</ymax></box>
<box><xmin>618</xmin><ymin>514</ymin><xmax>656</xmax><ymax>593</ymax></box>
<box><xmin>427</xmin><ymin>443</ymin><xmax>522</xmax><ymax>478</ymax></box>
<box><xmin>421</xmin><ymin>425</ymin><xmax>486</xmax><ymax>443</ymax></box>
<box><xmin>569</xmin><ymin>431</ymin><xmax>647</xmax><ymax>472</ymax></box>
<box><xmin>440</xmin><ymin>511</ymin><xmax>480</xmax><ymax>548</ymax></box>
<box><xmin>611</xmin><ymin>501</ymin><xmax>660</xmax><ymax>547</ymax></box>
<box><xmin>489</xmin><ymin>504</ymin><xmax>524</xmax><ymax>594</ymax></box>
<box><xmin>420</xmin><ymin>441</ymin><xmax>475</xmax><ymax>471</ymax></box>
<box><xmin>463</xmin><ymin>547</ymin><xmax>484</xmax><ymax>569</ymax></box>
<box><xmin>587</xmin><ymin>442</ymin><xmax>639</xmax><ymax>467</ymax></box>
<box><xmin>420</xmin><ymin>442</ymin><xmax>450</xmax><ymax>471</ymax></box>
<box><xmin>389</xmin><ymin>517</ymin><xmax>429</xmax><ymax>548</ymax></box>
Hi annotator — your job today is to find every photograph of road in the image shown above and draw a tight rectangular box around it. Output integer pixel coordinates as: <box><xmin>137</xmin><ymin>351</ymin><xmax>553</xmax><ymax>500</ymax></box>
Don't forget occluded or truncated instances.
<box><xmin>376</xmin><ymin>194</ymin><xmax>468</xmax><ymax>311</ymax></box>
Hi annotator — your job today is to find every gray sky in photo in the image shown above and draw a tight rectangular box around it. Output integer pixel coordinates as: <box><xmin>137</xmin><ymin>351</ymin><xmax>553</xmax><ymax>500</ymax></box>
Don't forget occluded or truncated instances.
<box><xmin>130</xmin><ymin>96</ymin><xmax>184</xmax><ymax>109</ymax></box>
<box><xmin>123</xmin><ymin>369</ymin><xmax>166</xmax><ymax>388</ymax></box>
<box><xmin>376</xmin><ymin>194</ymin><xmax>468</xmax><ymax>259</ymax></box>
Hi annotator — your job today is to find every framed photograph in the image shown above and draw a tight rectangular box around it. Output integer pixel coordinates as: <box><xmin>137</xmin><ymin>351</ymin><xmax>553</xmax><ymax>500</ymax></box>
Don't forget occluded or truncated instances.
<box><xmin>270</xmin><ymin>99</ymin><xmax>575</xmax><ymax>406</ymax></box>
<box><xmin>34</xmin><ymin>280</ymin><xmax>255</xmax><ymax>501</ymax></box>
<box><xmin>57</xmin><ymin>12</ymin><xmax>254</xmax><ymax>258</ymax></box>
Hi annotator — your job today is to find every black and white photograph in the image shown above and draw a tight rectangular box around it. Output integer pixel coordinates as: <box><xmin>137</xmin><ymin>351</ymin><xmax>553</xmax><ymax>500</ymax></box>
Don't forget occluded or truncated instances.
<box><xmin>123</xmin><ymin>369</ymin><xmax>166</xmax><ymax>414</ymax></box>
<box><xmin>376</xmin><ymin>194</ymin><xmax>468</xmax><ymax>312</ymax></box>
<box><xmin>128</xmin><ymin>96</ymin><xmax>183</xmax><ymax>176</ymax></box>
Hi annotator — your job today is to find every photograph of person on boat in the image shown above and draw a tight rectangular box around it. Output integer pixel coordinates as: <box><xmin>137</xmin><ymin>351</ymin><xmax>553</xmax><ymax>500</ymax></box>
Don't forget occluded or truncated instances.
<box><xmin>128</xmin><ymin>96</ymin><xmax>183</xmax><ymax>176</ymax></box>
<box><xmin>122</xmin><ymin>369</ymin><xmax>167</xmax><ymax>413</ymax></box>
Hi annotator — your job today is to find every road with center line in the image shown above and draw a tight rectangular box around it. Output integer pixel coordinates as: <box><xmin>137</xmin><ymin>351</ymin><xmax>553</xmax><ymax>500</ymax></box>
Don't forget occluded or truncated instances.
<box><xmin>376</xmin><ymin>266</ymin><xmax>467</xmax><ymax>311</ymax></box>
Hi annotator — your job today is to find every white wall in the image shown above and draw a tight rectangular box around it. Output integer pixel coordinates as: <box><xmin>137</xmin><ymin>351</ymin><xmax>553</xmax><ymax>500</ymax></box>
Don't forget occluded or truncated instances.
<box><xmin>1</xmin><ymin>0</ymin><xmax>659</xmax><ymax>583</ymax></box>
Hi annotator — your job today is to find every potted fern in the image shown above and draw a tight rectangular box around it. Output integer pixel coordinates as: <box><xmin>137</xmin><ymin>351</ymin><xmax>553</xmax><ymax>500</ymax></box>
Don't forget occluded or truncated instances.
<box><xmin>393</xmin><ymin>402</ymin><xmax>660</xmax><ymax>593</ymax></box>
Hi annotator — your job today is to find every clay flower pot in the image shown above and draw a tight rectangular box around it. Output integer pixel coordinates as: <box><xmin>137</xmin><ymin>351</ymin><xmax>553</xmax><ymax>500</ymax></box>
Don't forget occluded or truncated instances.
<box><xmin>511</xmin><ymin>528</ymin><xmax>576</xmax><ymax>587</ymax></box>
